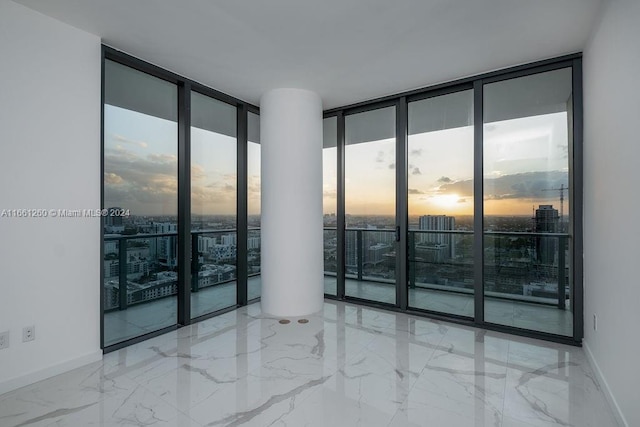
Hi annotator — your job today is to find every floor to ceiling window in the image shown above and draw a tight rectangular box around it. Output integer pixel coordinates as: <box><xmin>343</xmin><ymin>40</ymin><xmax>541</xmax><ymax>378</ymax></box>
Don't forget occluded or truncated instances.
<box><xmin>325</xmin><ymin>55</ymin><xmax>582</xmax><ymax>344</ymax></box>
<box><xmin>102</xmin><ymin>59</ymin><xmax>179</xmax><ymax>347</ymax></box>
<box><xmin>482</xmin><ymin>68</ymin><xmax>574</xmax><ymax>336</ymax></box>
<box><xmin>190</xmin><ymin>91</ymin><xmax>238</xmax><ymax>319</ymax></box>
<box><xmin>103</xmin><ymin>47</ymin><xmax>581</xmax><ymax>348</ymax></box>
<box><xmin>101</xmin><ymin>49</ymin><xmax>259</xmax><ymax>350</ymax></box>
<box><xmin>407</xmin><ymin>89</ymin><xmax>475</xmax><ymax>317</ymax></box>
<box><xmin>344</xmin><ymin>105</ymin><xmax>397</xmax><ymax>305</ymax></box>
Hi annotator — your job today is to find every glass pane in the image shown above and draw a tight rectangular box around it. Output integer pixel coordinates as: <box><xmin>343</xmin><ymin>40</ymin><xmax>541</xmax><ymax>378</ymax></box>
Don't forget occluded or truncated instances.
<box><xmin>344</xmin><ymin>106</ymin><xmax>396</xmax><ymax>304</ymax></box>
<box><xmin>407</xmin><ymin>90</ymin><xmax>474</xmax><ymax>317</ymax></box>
<box><xmin>323</xmin><ymin>117</ymin><xmax>337</xmax><ymax>296</ymax></box>
<box><xmin>483</xmin><ymin>68</ymin><xmax>573</xmax><ymax>336</ymax></box>
<box><xmin>103</xmin><ymin>60</ymin><xmax>178</xmax><ymax>346</ymax></box>
<box><xmin>247</xmin><ymin>111</ymin><xmax>262</xmax><ymax>300</ymax></box>
<box><xmin>190</xmin><ymin>92</ymin><xmax>237</xmax><ymax>318</ymax></box>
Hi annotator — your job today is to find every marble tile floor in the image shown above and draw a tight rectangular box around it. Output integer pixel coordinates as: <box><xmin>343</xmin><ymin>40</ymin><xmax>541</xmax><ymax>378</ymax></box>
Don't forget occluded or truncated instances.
<box><xmin>0</xmin><ymin>300</ymin><xmax>619</xmax><ymax>427</ymax></box>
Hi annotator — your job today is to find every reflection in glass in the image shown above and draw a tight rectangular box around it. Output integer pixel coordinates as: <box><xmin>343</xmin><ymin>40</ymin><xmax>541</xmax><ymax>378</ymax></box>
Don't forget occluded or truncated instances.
<box><xmin>483</xmin><ymin>68</ymin><xmax>573</xmax><ymax>336</ymax></box>
<box><xmin>247</xmin><ymin>112</ymin><xmax>262</xmax><ymax>300</ymax></box>
<box><xmin>103</xmin><ymin>236</ymin><xmax>178</xmax><ymax>346</ymax></box>
<box><xmin>190</xmin><ymin>92</ymin><xmax>237</xmax><ymax>318</ymax></box>
<box><xmin>407</xmin><ymin>90</ymin><xmax>474</xmax><ymax>317</ymax></box>
<box><xmin>103</xmin><ymin>60</ymin><xmax>178</xmax><ymax>346</ymax></box>
<box><xmin>344</xmin><ymin>106</ymin><xmax>396</xmax><ymax>304</ymax></box>
<box><xmin>323</xmin><ymin>117</ymin><xmax>337</xmax><ymax>296</ymax></box>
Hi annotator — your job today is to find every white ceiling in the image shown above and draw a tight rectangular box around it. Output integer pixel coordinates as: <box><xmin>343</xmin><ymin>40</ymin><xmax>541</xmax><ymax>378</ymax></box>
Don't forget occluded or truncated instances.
<box><xmin>15</xmin><ymin>0</ymin><xmax>602</xmax><ymax>109</ymax></box>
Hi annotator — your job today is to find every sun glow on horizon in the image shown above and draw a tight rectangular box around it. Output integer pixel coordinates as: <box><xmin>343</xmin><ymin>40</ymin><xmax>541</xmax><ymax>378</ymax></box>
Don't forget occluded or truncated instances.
<box><xmin>432</xmin><ymin>193</ymin><xmax>461</xmax><ymax>208</ymax></box>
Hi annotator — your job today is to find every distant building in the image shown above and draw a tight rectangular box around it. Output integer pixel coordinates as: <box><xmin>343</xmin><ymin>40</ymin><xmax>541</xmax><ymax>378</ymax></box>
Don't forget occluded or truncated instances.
<box><xmin>535</xmin><ymin>205</ymin><xmax>559</xmax><ymax>233</ymax></box>
<box><xmin>128</xmin><ymin>271</ymin><xmax>178</xmax><ymax>305</ymax></box>
<box><xmin>152</xmin><ymin>222</ymin><xmax>177</xmax><ymax>234</ymax></box>
<box><xmin>247</xmin><ymin>236</ymin><xmax>260</xmax><ymax>250</ymax></box>
<box><xmin>345</xmin><ymin>231</ymin><xmax>358</xmax><ymax>267</ymax></box>
<box><xmin>104</xmin><ymin>240</ymin><xmax>118</xmax><ymax>255</ymax></box>
<box><xmin>103</xmin><ymin>271</ymin><xmax>178</xmax><ymax>310</ymax></box>
<box><xmin>105</xmin><ymin>207</ymin><xmax>124</xmax><ymax>226</ymax></box>
<box><xmin>221</xmin><ymin>233</ymin><xmax>237</xmax><ymax>246</ymax></box>
<box><xmin>366</xmin><ymin>225</ymin><xmax>395</xmax><ymax>246</ymax></box>
<box><xmin>104</xmin><ymin>258</ymin><xmax>149</xmax><ymax>280</ymax></box>
<box><xmin>104</xmin><ymin>207</ymin><xmax>125</xmax><ymax>233</ymax></box>
<box><xmin>105</xmin><ymin>224</ymin><xmax>125</xmax><ymax>234</ymax></box>
<box><xmin>418</xmin><ymin>215</ymin><xmax>456</xmax><ymax>259</ymax></box>
<box><xmin>209</xmin><ymin>244</ymin><xmax>236</xmax><ymax>261</ymax></box>
<box><xmin>149</xmin><ymin>222</ymin><xmax>178</xmax><ymax>268</ymax></box>
<box><xmin>368</xmin><ymin>243</ymin><xmax>392</xmax><ymax>265</ymax></box>
<box><xmin>198</xmin><ymin>236</ymin><xmax>217</xmax><ymax>253</ymax></box>
<box><xmin>198</xmin><ymin>264</ymin><xmax>236</xmax><ymax>287</ymax></box>
<box><xmin>535</xmin><ymin>205</ymin><xmax>559</xmax><ymax>265</ymax></box>
<box><xmin>345</xmin><ymin>227</ymin><xmax>393</xmax><ymax>269</ymax></box>
<box><xmin>415</xmin><ymin>243</ymin><xmax>450</xmax><ymax>263</ymax></box>
<box><xmin>149</xmin><ymin>236</ymin><xmax>178</xmax><ymax>268</ymax></box>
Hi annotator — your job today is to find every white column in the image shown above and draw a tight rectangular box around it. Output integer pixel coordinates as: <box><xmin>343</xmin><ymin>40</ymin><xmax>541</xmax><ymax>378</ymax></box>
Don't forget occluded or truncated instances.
<box><xmin>260</xmin><ymin>88</ymin><xmax>324</xmax><ymax>317</ymax></box>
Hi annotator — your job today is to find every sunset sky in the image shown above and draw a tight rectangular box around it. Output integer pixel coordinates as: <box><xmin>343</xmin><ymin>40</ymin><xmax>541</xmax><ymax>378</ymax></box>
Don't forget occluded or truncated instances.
<box><xmin>104</xmin><ymin>105</ymin><xmax>261</xmax><ymax>216</ymax></box>
<box><xmin>338</xmin><ymin>111</ymin><xmax>569</xmax><ymax>217</ymax></box>
<box><xmin>105</xmin><ymin>104</ymin><xmax>569</xmax><ymax>219</ymax></box>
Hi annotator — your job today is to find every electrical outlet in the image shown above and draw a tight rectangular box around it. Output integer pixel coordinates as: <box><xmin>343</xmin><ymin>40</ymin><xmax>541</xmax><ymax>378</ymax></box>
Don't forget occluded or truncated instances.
<box><xmin>593</xmin><ymin>314</ymin><xmax>597</xmax><ymax>331</ymax></box>
<box><xmin>23</xmin><ymin>326</ymin><xmax>35</xmax><ymax>342</ymax></box>
<box><xmin>0</xmin><ymin>331</ymin><xmax>9</xmax><ymax>349</ymax></box>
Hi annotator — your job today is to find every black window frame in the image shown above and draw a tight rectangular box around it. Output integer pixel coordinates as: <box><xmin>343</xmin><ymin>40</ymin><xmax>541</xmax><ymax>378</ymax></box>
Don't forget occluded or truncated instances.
<box><xmin>324</xmin><ymin>53</ymin><xmax>583</xmax><ymax>346</ymax></box>
<box><xmin>100</xmin><ymin>46</ymin><xmax>259</xmax><ymax>352</ymax></box>
<box><xmin>102</xmin><ymin>47</ymin><xmax>582</xmax><ymax>350</ymax></box>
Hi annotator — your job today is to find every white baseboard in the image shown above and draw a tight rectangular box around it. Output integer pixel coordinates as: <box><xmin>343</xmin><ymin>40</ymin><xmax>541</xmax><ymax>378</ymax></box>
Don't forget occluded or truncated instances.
<box><xmin>0</xmin><ymin>350</ymin><xmax>103</xmax><ymax>396</ymax></box>
<box><xmin>583</xmin><ymin>341</ymin><xmax>628</xmax><ymax>427</ymax></box>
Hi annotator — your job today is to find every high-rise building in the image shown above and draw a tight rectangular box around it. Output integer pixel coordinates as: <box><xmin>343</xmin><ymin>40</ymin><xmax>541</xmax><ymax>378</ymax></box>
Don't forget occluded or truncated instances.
<box><xmin>535</xmin><ymin>205</ymin><xmax>559</xmax><ymax>265</ymax></box>
<box><xmin>198</xmin><ymin>236</ymin><xmax>217</xmax><ymax>254</ymax></box>
<box><xmin>345</xmin><ymin>231</ymin><xmax>358</xmax><ymax>268</ymax></box>
<box><xmin>535</xmin><ymin>205</ymin><xmax>559</xmax><ymax>233</ymax></box>
<box><xmin>418</xmin><ymin>215</ymin><xmax>456</xmax><ymax>259</ymax></box>
<box><xmin>221</xmin><ymin>234</ymin><xmax>237</xmax><ymax>246</ymax></box>
<box><xmin>419</xmin><ymin>215</ymin><xmax>455</xmax><ymax>232</ymax></box>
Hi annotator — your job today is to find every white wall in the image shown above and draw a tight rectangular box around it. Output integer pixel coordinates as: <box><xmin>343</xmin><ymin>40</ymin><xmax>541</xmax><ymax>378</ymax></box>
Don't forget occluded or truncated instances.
<box><xmin>583</xmin><ymin>0</ymin><xmax>640</xmax><ymax>426</ymax></box>
<box><xmin>0</xmin><ymin>0</ymin><xmax>102</xmax><ymax>394</ymax></box>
